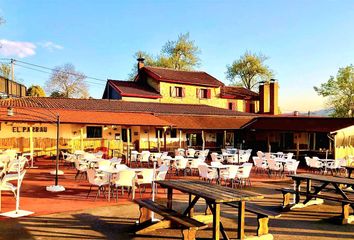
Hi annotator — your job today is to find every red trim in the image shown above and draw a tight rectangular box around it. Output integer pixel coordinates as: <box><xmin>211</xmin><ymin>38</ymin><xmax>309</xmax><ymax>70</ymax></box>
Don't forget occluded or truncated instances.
<box><xmin>120</xmin><ymin>93</ymin><xmax>161</xmax><ymax>99</ymax></box>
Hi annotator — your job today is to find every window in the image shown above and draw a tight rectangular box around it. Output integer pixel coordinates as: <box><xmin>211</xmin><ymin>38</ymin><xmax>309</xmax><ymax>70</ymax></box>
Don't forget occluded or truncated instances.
<box><xmin>228</xmin><ymin>102</ymin><xmax>236</xmax><ymax>110</ymax></box>
<box><xmin>197</xmin><ymin>88</ymin><xmax>211</xmax><ymax>99</ymax></box>
<box><xmin>228</xmin><ymin>102</ymin><xmax>233</xmax><ymax>110</ymax></box>
<box><xmin>170</xmin><ymin>129</ymin><xmax>177</xmax><ymax>138</ymax></box>
<box><xmin>175</xmin><ymin>87</ymin><xmax>183</xmax><ymax>97</ymax></box>
<box><xmin>86</xmin><ymin>126</ymin><xmax>102</xmax><ymax>138</ymax></box>
<box><xmin>122</xmin><ymin>128</ymin><xmax>131</xmax><ymax>142</ymax></box>
<box><xmin>155</xmin><ymin>129</ymin><xmax>163</xmax><ymax>138</ymax></box>
<box><xmin>170</xmin><ymin>86</ymin><xmax>185</xmax><ymax>98</ymax></box>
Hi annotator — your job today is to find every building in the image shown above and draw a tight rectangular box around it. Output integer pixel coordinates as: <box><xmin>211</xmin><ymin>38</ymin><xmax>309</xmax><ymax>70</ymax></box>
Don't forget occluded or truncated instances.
<box><xmin>0</xmin><ymin>76</ymin><xmax>27</xmax><ymax>99</ymax></box>
<box><xmin>0</xmin><ymin>59</ymin><xmax>352</xmax><ymax>161</ymax></box>
<box><xmin>0</xmin><ymin>97</ymin><xmax>352</xmax><ymax>160</ymax></box>
<box><xmin>0</xmin><ymin>97</ymin><xmax>254</xmax><ymax>156</ymax></box>
<box><xmin>102</xmin><ymin>58</ymin><xmax>275</xmax><ymax>114</ymax></box>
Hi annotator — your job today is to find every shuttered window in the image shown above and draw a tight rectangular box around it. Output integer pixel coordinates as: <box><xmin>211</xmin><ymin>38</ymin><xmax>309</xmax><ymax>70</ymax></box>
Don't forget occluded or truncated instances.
<box><xmin>197</xmin><ymin>88</ymin><xmax>211</xmax><ymax>99</ymax></box>
<box><xmin>170</xmin><ymin>86</ymin><xmax>184</xmax><ymax>98</ymax></box>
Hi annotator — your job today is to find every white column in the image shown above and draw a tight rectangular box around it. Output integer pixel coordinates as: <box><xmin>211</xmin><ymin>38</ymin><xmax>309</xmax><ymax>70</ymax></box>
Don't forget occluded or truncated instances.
<box><xmin>202</xmin><ymin>130</ymin><xmax>205</xmax><ymax>150</ymax></box>
<box><xmin>179</xmin><ymin>130</ymin><xmax>182</xmax><ymax>148</ymax></box>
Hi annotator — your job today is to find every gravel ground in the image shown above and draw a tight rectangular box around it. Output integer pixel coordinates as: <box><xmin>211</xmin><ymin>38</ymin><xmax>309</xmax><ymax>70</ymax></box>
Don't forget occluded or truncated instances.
<box><xmin>1</xmin><ymin>181</ymin><xmax>353</xmax><ymax>240</ymax></box>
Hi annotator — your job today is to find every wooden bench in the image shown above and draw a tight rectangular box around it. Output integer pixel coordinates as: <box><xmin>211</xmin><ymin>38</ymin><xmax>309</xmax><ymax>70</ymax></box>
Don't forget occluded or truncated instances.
<box><xmin>225</xmin><ymin>202</ymin><xmax>281</xmax><ymax>236</ymax></box>
<box><xmin>277</xmin><ymin>188</ymin><xmax>354</xmax><ymax>224</ymax></box>
<box><xmin>135</xmin><ymin>199</ymin><xmax>208</xmax><ymax>240</ymax></box>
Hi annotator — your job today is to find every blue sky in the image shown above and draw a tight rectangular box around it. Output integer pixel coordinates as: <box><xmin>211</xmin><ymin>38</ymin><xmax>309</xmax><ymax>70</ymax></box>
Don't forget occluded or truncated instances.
<box><xmin>0</xmin><ymin>0</ymin><xmax>353</xmax><ymax>112</ymax></box>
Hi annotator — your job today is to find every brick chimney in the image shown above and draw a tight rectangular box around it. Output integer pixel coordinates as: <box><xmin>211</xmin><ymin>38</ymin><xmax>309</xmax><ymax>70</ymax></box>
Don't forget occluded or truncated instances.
<box><xmin>137</xmin><ymin>57</ymin><xmax>145</xmax><ymax>71</ymax></box>
<box><xmin>269</xmin><ymin>79</ymin><xmax>279</xmax><ymax>115</ymax></box>
<box><xmin>259</xmin><ymin>82</ymin><xmax>270</xmax><ymax>113</ymax></box>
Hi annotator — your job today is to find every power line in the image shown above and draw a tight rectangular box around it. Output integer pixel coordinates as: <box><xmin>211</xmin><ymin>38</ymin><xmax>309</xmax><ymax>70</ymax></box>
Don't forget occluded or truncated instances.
<box><xmin>14</xmin><ymin>62</ymin><xmax>105</xmax><ymax>86</ymax></box>
<box><xmin>1</xmin><ymin>58</ymin><xmax>107</xmax><ymax>83</ymax></box>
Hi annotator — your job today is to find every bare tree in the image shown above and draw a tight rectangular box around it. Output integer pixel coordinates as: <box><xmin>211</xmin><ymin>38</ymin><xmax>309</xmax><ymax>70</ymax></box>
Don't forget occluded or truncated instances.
<box><xmin>45</xmin><ymin>63</ymin><xmax>89</xmax><ymax>98</ymax></box>
<box><xmin>0</xmin><ymin>63</ymin><xmax>11</xmax><ymax>79</ymax></box>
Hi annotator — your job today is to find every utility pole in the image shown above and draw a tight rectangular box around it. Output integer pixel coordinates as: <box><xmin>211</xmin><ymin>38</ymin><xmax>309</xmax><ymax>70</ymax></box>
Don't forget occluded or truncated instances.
<box><xmin>11</xmin><ymin>58</ymin><xmax>15</xmax><ymax>81</ymax></box>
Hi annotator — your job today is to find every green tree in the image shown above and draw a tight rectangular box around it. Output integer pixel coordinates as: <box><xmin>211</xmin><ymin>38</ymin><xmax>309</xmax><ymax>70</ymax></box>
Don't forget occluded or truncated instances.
<box><xmin>129</xmin><ymin>33</ymin><xmax>200</xmax><ymax>79</ymax></box>
<box><xmin>0</xmin><ymin>63</ymin><xmax>11</xmax><ymax>79</ymax></box>
<box><xmin>27</xmin><ymin>85</ymin><xmax>46</xmax><ymax>97</ymax></box>
<box><xmin>45</xmin><ymin>63</ymin><xmax>89</xmax><ymax>98</ymax></box>
<box><xmin>50</xmin><ymin>91</ymin><xmax>66</xmax><ymax>98</ymax></box>
<box><xmin>314</xmin><ymin>65</ymin><xmax>354</xmax><ymax>118</ymax></box>
<box><xmin>226</xmin><ymin>51</ymin><xmax>273</xmax><ymax>90</ymax></box>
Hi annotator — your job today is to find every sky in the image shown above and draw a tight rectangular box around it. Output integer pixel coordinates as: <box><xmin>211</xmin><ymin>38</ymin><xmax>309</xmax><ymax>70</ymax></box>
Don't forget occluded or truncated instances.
<box><xmin>0</xmin><ymin>0</ymin><xmax>353</xmax><ymax>113</ymax></box>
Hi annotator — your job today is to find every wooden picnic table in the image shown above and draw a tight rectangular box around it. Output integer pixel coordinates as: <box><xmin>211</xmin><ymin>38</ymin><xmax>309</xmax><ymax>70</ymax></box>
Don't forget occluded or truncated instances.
<box><xmin>156</xmin><ymin>179</ymin><xmax>263</xmax><ymax>240</ymax></box>
<box><xmin>286</xmin><ymin>173</ymin><xmax>354</xmax><ymax>223</ymax></box>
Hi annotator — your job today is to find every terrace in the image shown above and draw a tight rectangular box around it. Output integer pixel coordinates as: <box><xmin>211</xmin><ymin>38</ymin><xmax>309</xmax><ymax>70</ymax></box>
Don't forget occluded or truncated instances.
<box><xmin>0</xmin><ymin>151</ymin><xmax>353</xmax><ymax>240</ymax></box>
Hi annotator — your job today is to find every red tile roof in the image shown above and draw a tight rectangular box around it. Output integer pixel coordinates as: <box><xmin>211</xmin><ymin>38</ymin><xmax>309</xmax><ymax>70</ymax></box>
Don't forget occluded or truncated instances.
<box><xmin>0</xmin><ymin>107</ymin><xmax>172</xmax><ymax>126</ymax></box>
<box><xmin>157</xmin><ymin>115</ymin><xmax>254</xmax><ymax>130</ymax></box>
<box><xmin>141</xmin><ymin>66</ymin><xmax>224</xmax><ymax>87</ymax></box>
<box><xmin>242</xmin><ymin>117</ymin><xmax>354</xmax><ymax>132</ymax></box>
<box><xmin>0</xmin><ymin>97</ymin><xmax>254</xmax><ymax>117</ymax></box>
<box><xmin>107</xmin><ymin>80</ymin><xmax>161</xmax><ymax>99</ymax></box>
<box><xmin>220</xmin><ymin>86</ymin><xmax>259</xmax><ymax>100</ymax></box>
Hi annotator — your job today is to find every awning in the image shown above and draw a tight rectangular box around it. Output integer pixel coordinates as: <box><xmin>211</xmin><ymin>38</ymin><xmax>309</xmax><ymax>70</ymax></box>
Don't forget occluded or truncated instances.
<box><xmin>0</xmin><ymin>107</ymin><xmax>172</xmax><ymax>127</ymax></box>
<box><xmin>157</xmin><ymin>114</ymin><xmax>254</xmax><ymax>130</ymax></box>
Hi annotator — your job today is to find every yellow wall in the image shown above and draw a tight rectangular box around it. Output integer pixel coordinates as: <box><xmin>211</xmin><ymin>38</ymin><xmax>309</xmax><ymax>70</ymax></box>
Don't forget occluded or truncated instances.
<box><xmin>334</xmin><ymin>125</ymin><xmax>354</xmax><ymax>161</ymax></box>
<box><xmin>120</xmin><ymin>78</ymin><xmax>259</xmax><ymax>113</ymax></box>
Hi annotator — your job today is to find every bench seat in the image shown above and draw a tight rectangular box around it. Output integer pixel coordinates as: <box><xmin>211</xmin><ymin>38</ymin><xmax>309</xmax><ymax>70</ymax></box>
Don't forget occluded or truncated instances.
<box><xmin>277</xmin><ymin>188</ymin><xmax>354</xmax><ymax>224</ymax></box>
<box><xmin>225</xmin><ymin>202</ymin><xmax>281</xmax><ymax>236</ymax></box>
<box><xmin>135</xmin><ymin>199</ymin><xmax>207</xmax><ymax>240</ymax></box>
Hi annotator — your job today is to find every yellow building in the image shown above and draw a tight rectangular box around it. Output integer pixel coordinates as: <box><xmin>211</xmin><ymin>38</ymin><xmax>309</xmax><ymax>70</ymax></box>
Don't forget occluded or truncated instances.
<box><xmin>102</xmin><ymin>58</ymin><xmax>273</xmax><ymax>114</ymax></box>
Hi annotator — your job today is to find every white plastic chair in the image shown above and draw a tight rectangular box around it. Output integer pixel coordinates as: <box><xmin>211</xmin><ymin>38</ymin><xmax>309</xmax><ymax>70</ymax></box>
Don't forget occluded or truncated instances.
<box><xmin>113</xmin><ymin>169</ymin><xmax>136</xmax><ymax>201</ymax></box>
<box><xmin>226</xmin><ymin>154</ymin><xmax>239</xmax><ymax>164</ymax></box>
<box><xmin>252</xmin><ymin>156</ymin><xmax>267</xmax><ymax>174</ymax></box>
<box><xmin>186</xmin><ymin>149</ymin><xmax>196</xmax><ymax>158</ymax></box>
<box><xmin>188</xmin><ymin>158</ymin><xmax>203</xmax><ymax>175</ymax></box>
<box><xmin>136</xmin><ymin>168</ymin><xmax>154</xmax><ymax>197</ymax></box>
<box><xmin>284</xmin><ymin>160</ymin><xmax>300</xmax><ymax>175</ymax></box>
<box><xmin>236</xmin><ymin>163</ymin><xmax>253</xmax><ymax>187</ymax></box>
<box><xmin>130</xmin><ymin>150</ymin><xmax>139</xmax><ymax>167</ymax></box>
<box><xmin>86</xmin><ymin>169</ymin><xmax>109</xmax><ymax>200</ymax></box>
<box><xmin>74</xmin><ymin>159</ymin><xmax>89</xmax><ymax>180</ymax></box>
<box><xmin>150</xmin><ymin>153</ymin><xmax>162</xmax><ymax>163</ymax></box>
<box><xmin>309</xmin><ymin>158</ymin><xmax>323</xmax><ymax>173</ymax></box>
<box><xmin>0</xmin><ymin>170</ymin><xmax>26</xmax><ymax>198</ymax></box>
<box><xmin>221</xmin><ymin>165</ymin><xmax>239</xmax><ymax>188</ymax></box>
<box><xmin>198</xmin><ymin>164</ymin><xmax>217</xmax><ymax>183</ymax></box>
<box><xmin>176</xmin><ymin>157</ymin><xmax>189</xmax><ymax>176</ymax></box>
<box><xmin>286</xmin><ymin>153</ymin><xmax>294</xmax><ymax>160</ymax></box>
<box><xmin>239</xmin><ymin>153</ymin><xmax>251</xmax><ymax>163</ymax></box>
<box><xmin>326</xmin><ymin>160</ymin><xmax>341</xmax><ymax>175</ymax></box>
<box><xmin>211</xmin><ymin>152</ymin><xmax>223</xmax><ymax>163</ymax></box>
<box><xmin>266</xmin><ymin>158</ymin><xmax>283</xmax><ymax>177</ymax></box>
<box><xmin>139</xmin><ymin>151</ymin><xmax>151</xmax><ymax>167</ymax></box>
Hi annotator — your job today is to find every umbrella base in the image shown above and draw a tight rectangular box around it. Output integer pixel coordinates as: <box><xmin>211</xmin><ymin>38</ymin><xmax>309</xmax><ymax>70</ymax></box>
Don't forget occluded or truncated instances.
<box><xmin>0</xmin><ymin>209</ymin><xmax>34</xmax><ymax>218</ymax></box>
<box><xmin>49</xmin><ymin>170</ymin><xmax>64</xmax><ymax>175</ymax></box>
<box><xmin>46</xmin><ymin>185</ymin><xmax>65</xmax><ymax>192</ymax></box>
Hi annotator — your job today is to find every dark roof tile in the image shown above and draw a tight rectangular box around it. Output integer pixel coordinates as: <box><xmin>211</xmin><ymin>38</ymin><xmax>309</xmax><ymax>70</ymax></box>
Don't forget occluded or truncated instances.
<box><xmin>142</xmin><ymin>66</ymin><xmax>224</xmax><ymax>87</ymax></box>
<box><xmin>107</xmin><ymin>80</ymin><xmax>161</xmax><ymax>98</ymax></box>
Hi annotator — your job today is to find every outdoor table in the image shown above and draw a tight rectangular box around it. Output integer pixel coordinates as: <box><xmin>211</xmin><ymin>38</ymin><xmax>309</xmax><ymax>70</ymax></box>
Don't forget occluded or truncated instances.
<box><xmin>288</xmin><ymin>173</ymin><xmax>354</xmax><ymax>205</ymax></box>
<box><xmin>102</xmin><ymin>167</ymin><xmax>146</xmax><ymax>201</ymax></box>
<box><xmin>156</xmin><ymin>179</ymin><xmax>263</xmax><ymax>239</ymax></box>
<box><xmin>209</xmin><ymin>164</ymin><xmax>230</xmax><ymax>184</ymax></box>
<box><xmin>318</xmin><ymin>159</ymin><xmax>335</xmax><ymax>173</ymax></box>
<box><xmin>274</xmin><ymin>158</ymin><xmax>288</xmax><ymax>174</ymax></box>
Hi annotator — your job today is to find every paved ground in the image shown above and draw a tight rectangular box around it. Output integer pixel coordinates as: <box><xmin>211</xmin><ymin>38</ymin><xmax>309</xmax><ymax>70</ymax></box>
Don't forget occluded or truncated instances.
<box><xmin>1</xmin><ymin>180</ymin><xmax>353</xmax><ymax>240</ymax></box>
